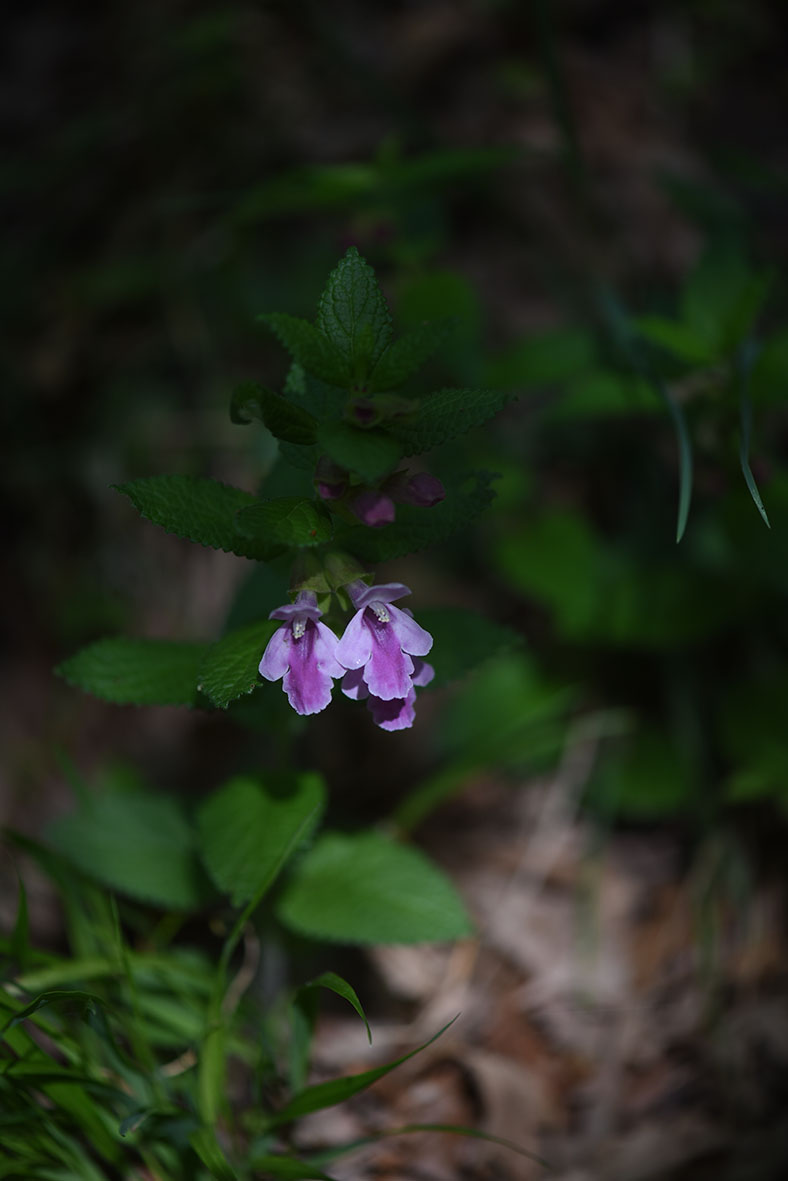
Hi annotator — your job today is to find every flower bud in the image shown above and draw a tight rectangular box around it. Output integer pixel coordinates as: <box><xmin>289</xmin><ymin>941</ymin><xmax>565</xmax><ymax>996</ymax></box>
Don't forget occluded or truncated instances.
<box><xmin>350</xmin><ymin>490</ymin><xmax>396</xmax><ymax>528</ymax></box>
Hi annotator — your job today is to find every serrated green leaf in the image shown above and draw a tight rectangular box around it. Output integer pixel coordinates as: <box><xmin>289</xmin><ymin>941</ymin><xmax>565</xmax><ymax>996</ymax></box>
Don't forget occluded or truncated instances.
<box><xmin>234</xmin><ymin>497</ymin><xmax>333</xmax><ymax>548</ymax></box>
<box><xmin>115</xmin><ymin>475</ymin><xmax>281</xmax><ymax>560</ymax></box>
<box><xmin>48</xmin><ymin>788</ymin><xmax>208</xmax><ymax>910</ymax></box>
<box><xmin>277</xmin><ymin>832</ymin><xmax>472</xmax><ymax>945</ymax></box>
<box><xmin>230</xmin><ymin>381</ymin><xmax>317</xmax><ymax>444</ymax></box>
<box><xmin>198</xmin><ymin>620</ymin><xmax>277</xmax><ymax>709</ymax></box>
<box><xmin>333</xmin><ymin>472</ymin><xmax>496</xmax><ymax>562</ymax></box>
<box><xmin>56</xmin><ymin>637</ymin><xmax>206</xmax><ymax>706</ymax></box>
<box><xmin>390</xmin><ymin>388</ymin><xmax>510</xmax><ymax>454</ymax></box>
<box><xmin>416</xmin><ymin>607</ymin><xmax>521</xmax><ymax>688</ymax></box>
<box><xmin>317</xmin><ymin>247</ymin><xmax>392</xmax><ymax>382</ymax></box>
<box><xmin>316</xmin><ymin>421</ymin><xmax>402</xmax><ymax>481</ymax></box>
<box><xmin>259</xmin><ymin>312</ymin><xmax>349</xmax><ymax>387</ymax></box>
<box><xmin>197</xmin><ymin>774</ymin><xmax>326</xmax><ymax>907</ymax></box>
<box><xmin>369</xmin><ymin>318</ymin><xmax>457</xmax><ymax>390</ymax></box>
<box><xmin>268</xmin><ymin>1017</ymin><xmax>457</xmax><ymax>1127</ymax></box>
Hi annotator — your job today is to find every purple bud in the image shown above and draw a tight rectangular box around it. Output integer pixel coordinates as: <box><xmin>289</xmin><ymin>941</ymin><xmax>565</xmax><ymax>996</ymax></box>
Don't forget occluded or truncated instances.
<box><xmin>314</xmin><ymin>457</ymin><xmax>347</xmax><ymax>501</ymax></box>
<box><xmin>350</xmin><ymin>490</ymin><xmax>396</xmax><ymax>528</ymax></box>
<box><xmin>384</xmin><ymin>470</ymin><xmax>446</xmax><ymax>507</ymax></box>
<box><xmin>402</xmin><ymin>472</ymin><xmax>445</xmax><ymax>507</ymax></box>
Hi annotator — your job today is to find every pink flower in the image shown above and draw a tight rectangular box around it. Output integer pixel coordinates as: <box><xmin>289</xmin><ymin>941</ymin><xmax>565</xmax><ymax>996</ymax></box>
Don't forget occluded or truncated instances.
<box><xmin>342</xmin><ymin>657</ymin><xmax>434</xmax><ymax>731</ymax></box>
<box><xmin>258</xmin><ymin>590</ymin><xmax>343</xmax><ymax>715</ymax></box>
<box><xmin>335</xmin><ymin>580</ymin><xmax>433</xmax><ymax>702</ymax></box>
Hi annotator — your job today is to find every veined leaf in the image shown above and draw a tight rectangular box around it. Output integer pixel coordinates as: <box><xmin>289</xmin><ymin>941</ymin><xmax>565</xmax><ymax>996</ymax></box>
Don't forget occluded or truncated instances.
<box><xmin>259</xmin><ymin>312</ymin><xmax>349</xmax><ymax>387</ymax></box>
<box><xmin>317</xmin><ymin>247</ymin><xmax>392</xmax><ymax>382</ymax></box>
<box><xmin>234</xmin><ymin>496</ymin><xmax>333</xmax><ymax>548</ymax></box>
<box><xmin>230</xmin><ymin>382</ymin><xmax>317</xmax><ymax>445</ymax></box>
<box><xmin>391</xmin><ymin>387</ymin><xmax>510</xmax><ymax>454</ymax></box>
<box><xmin>115</xmin><ymin>475</ymin><xmax>281</xmax><ymax>560</ymax></box>
<box><xmin>198</xmin><ymin>619</ymin><xmax>277</xmax><ymax>710</ymax></box>
<box><xmin>48</xmin><ymin>787</ymin><xmax>208</xmax><ymax>910</ymax></box>
<box><xmin>56</xmin><ymin>637</ymin><xmax>206</xmax><ymax>706</ymax></box>
<box><xmin>277</xmin><ymin>832</ymin><xmax>472</xmax><ymax>945</ymax></box>
<box><xmin>197</xmin><ymin>774</ymin><xmax>326</xmax><ymax>907</ymax></box>
<box><xmin>316</xmin><ymin>422</ymin><xmax>402</xmax><ymax>482</ymax></box>
<box><xmin>369</xmin><ymin>317</ymin><xmax>457</xmax><ymax>390</ymax></box>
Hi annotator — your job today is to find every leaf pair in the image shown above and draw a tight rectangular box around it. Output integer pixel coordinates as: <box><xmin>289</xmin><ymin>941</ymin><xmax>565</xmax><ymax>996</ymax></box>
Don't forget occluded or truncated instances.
<box><xmin>259</xmin><ymin>247</ymin><xmax>454</xmax><ymax>393</ymax></box>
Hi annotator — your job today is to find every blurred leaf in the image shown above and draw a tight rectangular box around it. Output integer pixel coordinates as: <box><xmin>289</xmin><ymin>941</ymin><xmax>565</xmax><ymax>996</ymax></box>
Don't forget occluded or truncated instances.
<box><xmin>495</xmin><ymin>511</ymin><xmax>735</xmax><ymax>645</ymax></box>
<box><xmin>681</xmin><ymin>243</ymin><xmax>771</xmax><ymax>355</ymax></box>
<box><xmin>317</xmin><ymin>247</ymin><xmax>392</xmax><ymax>382</ymax></box>
<box><xmin>198</xmin><ymin>1024</ymin><xmax>227</xmax><ymax>1127</ymax></box>
<box><xmin>391</xmin><ymin>388</ymin><xmax>510</xmax><ymax>455</ymax></box>
<box><xmin>316</xmin><ymin>421</ymin><xmax>402</xmax><ymax>481</ymax></box>
<box><xmin>197</xmin><ymin>774</ymin><xmax>325</xmax><ymax>907</ymax></box>
<box><xmin>436</xmin><ymin>652</ymin><xmax>573</xmax><ymax>767</ymax></box>
<box><xmin>369</xmin><ymin>317</ymin><xmax>457</xmax><ymax>390</ymax></box>
<box><xmin>10</xmin><ymin>877</ymin><xmax>29</xmax><ymax>967</ymax></box>
<box><xmin>485</xmin><ymin>328</ymin><xmax>594</xmax><ymax>388</ymax></box>
<box><xmin>719</xmin><ymin>669</ymin><xmax>788</xmax><ymax>804</ymax></box>
<box><xmin>334</xmin><ymin>471</ymin><xmax>496</xmax><ymax>562</ymax></box>
<box><xmin>56</xmin><ymin>637</ymin><xmax>206</xmax><ymax>706</ymax></box>
<box><xmin>1</xmin><ymin>990</ymin><xmax>103</xmax><ymax>1036</ymax></box>
<box><xmin>49</xmin><ymin>787</ymin><xmax>207</xmax><ymax>910</ymax></box>
<box><xmin>234</xmin><ymin>497</ymin><xmax>333</xmax><ymax>548</ymax></box>
<box><xmin>115</xmin><ymin>475</ymin><xmax>280</xmax><ymax>560</ymax></box>
<box><xmin>259</xmin><ymin>313</ymin><xmax>349</xmax><ymax>388</ymax></box>
<box><xmin>234</xmin><ymin>147</ymin><xmax>514</xmax><ymax>221</ymax></box>
<box><xmin>659</xmin><ymin>377</ymin><xmax>694</xmax><ymax>543</ymax></box>
<box><xmin>750</xmin><ymin>330</ymin><xmax>788</xmax><ymax>406</ymax></box>
<box><xmin>268</xmin><ymin>1017</ymin><xmax>457</xmax><ymax>1127</ymax></box>
<box><xmin>189</xmin><ymin>1128</ymin><xmax>238</xmax><ymax>1181</ymax></box>
<box><xmin>230</xmin><ymin>382</ymin><xmax>317</xmax><ymax>444</ymax></box>
<box><xmin>635</xmin><ymin>316</ymin><xmax>714</xmax><ymax>364</ymax></box>
<box><xmin>248</xmin><ymin>1157</ymin><xmax>337</xmax><ymax>1181</ymax></box>
<box><xmin>198</xmin><ymin>620</ymin><xmax>277</xmax><ymax>709</ymax></box>
<box><xmin>416</xmin><ymin>607</ymin><xmax>521</xmax><ymax>688</ymax></box>
<box><xmin>277</xmin><ymin>832</ymin><xmax>472</xmax><ymax>944</ymax></box>
<box><xmin>587</xmin><ymin>727</ymin><xmax>691</xmax><ymax>819</ymax></box>
<box><xmin>549</xmin><ymin>371</ymin><xmax>662</xmax><ymax>419</ymax></box>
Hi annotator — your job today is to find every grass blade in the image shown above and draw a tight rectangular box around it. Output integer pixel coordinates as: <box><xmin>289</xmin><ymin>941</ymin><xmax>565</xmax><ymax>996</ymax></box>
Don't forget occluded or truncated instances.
<box><xmin>737</xmin><ymin>341</ymin><xmax>770</xmax><ymax>528</ymax></box>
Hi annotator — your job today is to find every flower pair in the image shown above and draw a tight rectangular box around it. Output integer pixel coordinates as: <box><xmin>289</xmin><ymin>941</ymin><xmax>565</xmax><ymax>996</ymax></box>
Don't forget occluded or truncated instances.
<box><xmin>258</xmin><ymin>581</ymin><xmax>433</xmax><ymax>731</ymax></box>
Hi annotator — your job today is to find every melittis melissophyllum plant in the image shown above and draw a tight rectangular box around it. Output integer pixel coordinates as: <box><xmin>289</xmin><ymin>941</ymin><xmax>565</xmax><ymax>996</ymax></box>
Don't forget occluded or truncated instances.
<box><xmin>59</xmin><ymin>247</ymin><xmax>511</xmax><ymax>728</ymax></box>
